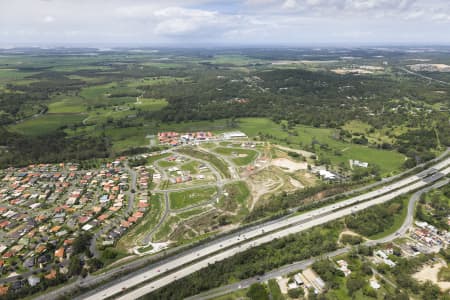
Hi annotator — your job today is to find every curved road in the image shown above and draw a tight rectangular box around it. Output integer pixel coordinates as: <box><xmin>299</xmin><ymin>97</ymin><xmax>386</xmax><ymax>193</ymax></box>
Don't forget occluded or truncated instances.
<box><xmin>33</xmin><ymin>151</ymin><xmax>449</xmax><ymax>300</ymax></box>
<box><xmin>187</xmin><ymin>178</ymin><xmax>449</xmax><ymax>300</ymax></box>
<box><xmin>140</xmin><ymin>149</ymin><xmax>231</xmax><ymax>244</ymax></box>
<box><xmin>79</xmin><ymin>158</ymin><xmax>450</xmax><ymax>300</ymax></box>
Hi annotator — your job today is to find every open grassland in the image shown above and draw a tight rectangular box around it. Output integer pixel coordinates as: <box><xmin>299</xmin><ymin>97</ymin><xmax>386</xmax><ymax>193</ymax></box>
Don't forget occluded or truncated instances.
<box><xmin>147</xmin><ymin>153</ymin><xmax>172</xmax><ymax>164</ymax></box>
<box><xmin>154</xmin><ymin>215</ymin><xmax>180</xmax><ymax>241</ymax></box>
<box><xmin>104</xmin><ymin>127</ymin><xmax>149</xmax><ymax>151</ymax></box>
<box><xmin>237</xmin><ymin>118</ymin><xmax>406</xmax><ymax>175</ymax></box>
<box><xmin>0</xmin><ymin>68</ymin><xmax>37</xmax><ymax>81</ymax></box>
<box><xmin>79</xmin><ymin>82</ymin><xmax>117</xmax><ymax>100</ymax></box>
<box><xmin>169</xmin><ymin>187</ymin><xmax>217</xmax><ymax>210</ymax></box>
<box><xmin>157</xmin><ymin>160</ymin><xmax>177</xmax><ymax>168</ymax></box>
<box><xmin>180</xmin><ymin>161</ymin><xmax>200</xmax><ymax>174</ymax></box>
<box><xmin>218</xmin><ymin>181</ymin><xmax>251</xmax><ymax>221</ymax></box>
<box><xmin>343</xmin><ymin>119</ymin><xmax>410</xmax><ymax>144</ymax></box>
<box><xmin>177</xmin><ymin>208</ymin><xmax>208</xmax><ymax>220</ymax></box>
<box><xmin>224</xmin><ymin>181</ymin><xmax>250</xmax><ymax>206</ymax></box>
<box><xmin>47</xmin><ymin>96</ymin><xmax>87</xmax><ymax>114</ymax></box>
<box><xmin>9</xmin><ymin>114</ymin><xmax>85</xmax><ymax>136</ymax></box>
<box><xmin>125</xmin><ymin>76</ymin><xmax>186</xmax><ymax>87</ymax></box>
<box><xmin>201</xmin><ymin>54</ymin><xmax>265</xmax><ymax>66</ymax></box>
<box><xmin>135</xmin><ymin>98</ymin><xmax>168</xmax><ymax>111</ymax></box>
<box><xmin>177</xmin><ymin>147</ymin><xmax>231</xmax><ymax>178</ymax></box>
<box><xmin>213</xmin><ymin>147</ymin><xmax>259</xmax><ymax>166</ymax></box>
<box><xmin>8</xmin><ymin>113</ymin><xmax>405</xmax><ymax>176</ymax></box>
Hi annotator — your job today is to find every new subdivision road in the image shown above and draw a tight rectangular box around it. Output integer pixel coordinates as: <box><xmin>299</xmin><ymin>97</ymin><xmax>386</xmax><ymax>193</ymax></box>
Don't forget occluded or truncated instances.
<box><xmin>79</xmin><ymin>156</ymin><xmax>450</xmax><ymax>300</ymax></box>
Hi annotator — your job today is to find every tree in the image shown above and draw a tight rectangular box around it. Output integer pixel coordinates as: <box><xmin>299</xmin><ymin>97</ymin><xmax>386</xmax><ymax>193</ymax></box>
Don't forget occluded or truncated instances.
<box><xmin>363</xmin><ymin>286</ymin><xmax>377</xmax><ymax>298</ymax></box>
<box><xmin>88</xmin><ymin>258</ymin><xmax>104</xmax><ymax>272</ymax></box>
<box><xmin>247</xmin><ymin>283</ymin><xmax>269</xmax><ymax>300</ymax></box>
<box><xmin>288</xmin><ymin>287</ymin><xmax>304</xmax><ymax>298</ymax></box>
<box><xmin>72</xmin><ymin>232</ymin><xmax>93</xmax><ymax>255</ymax></box>
<box><xmin>68</xmin><ymin>256</ymin><xmax>83</xmax><ymax>277</ymax></box>
<box><xmin>101</xmin><ymin>248</ymin><xmax>120</xmax><ymax>260</ymax></box>
<box><xmin>422</xmin><ymin>281</ymin><xmax>440</xmax><ymax>300</ymax></box>
<box><xmin>346</xmin><ymin>275</ymin><xmax>365</xmax><ymax>295</ymax></box>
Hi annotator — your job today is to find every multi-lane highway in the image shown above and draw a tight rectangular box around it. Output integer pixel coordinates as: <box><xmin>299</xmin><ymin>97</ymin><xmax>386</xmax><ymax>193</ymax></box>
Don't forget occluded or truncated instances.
<box><xmin>80</xmin><ymin>156</ymin><xmax>450</xmax><ymax>300</ymax></box>
<box><xmin>187</xmin><ymin>179</ymin><xmax>450</xmax><ymax>300</ymax></box>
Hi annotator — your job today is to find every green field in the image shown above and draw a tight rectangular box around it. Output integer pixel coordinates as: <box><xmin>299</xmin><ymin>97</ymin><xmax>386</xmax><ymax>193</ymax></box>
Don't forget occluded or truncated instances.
<box><xmin>0</xmin><ymin>68</ymin><xmax>37</xmax><ymax>82</ymax></box>
<box><xmin>224</xmin><ymin>181</ymin><xmax>250</xmax><ymax>205</ymax></box>
<box><xmin>47</xmin><ymin>97</ymin><xmax>86</xmax><ymax>114</ymax></box>
<box><xmin>177</xmin><ymin>147</ymin><xmax>231</xmax><ymax>178</ymax></box>
<box><xmin>104</xmin><ymin>127</ymin><xmax>149</xmax><ymax>151</ymax></box>
<box><xmin>126</xmin><ymin>76</ymin><xmax>185</xmax><ymax>87</ymax></box>
<box><xmin>177</xmin><ymin>208</ymin><xmax>207</xmax><ymax>220</ymax></box>
<box><xmin>214</xmin><ymin>147</ymin><xmax>258</xmax><ymax>166</ymax></box>
<box><xmin>158</xmin><ymin>160</ymin><xmax>177</xmax><ymax>168</ymax></box>
<box><xmin>154</xmin><ymin>215</ymin><xmax>180</xmax><ymax>241</ymax></box>
<box><xmin>202</xmin><ymin>54</ymin><xmax>264</xmax><ymax>66</ymax></box>
<box><xmin>169</xmin><ymin>187</ymin><xmax>217</xmax><ymax>210</ymax></box>
<box><xmin>135</xmin><ymin>98</ymin><xmax>168</xmax><ymax>111</ymax></box>
<box><xmin>147</xmin><ymin>153</ymin><xmax>172</xmax><ymax>164</ymax></box>
<box><xmin>10</xmin><ymin>114</ymin><xmax>85</xmax><ymax>136</ymax></box>
<box><xmin>267</xmin><ymin>279</ymin><xmax>284</xmax><ymax>300</ymax></box>
<box><xmin>219</xmin><ymin>181</ymin><xmax>251</xmax><ymax>218</ymax></box>
<box><xmin>237</xmin><ymin>118</ymin><xmax>406</xmax><ymax>175</ymax></box>
<box><xmin>180</xmin><ymin>161</ymin><xmax>200</xmax><ymax>174</ymax></box>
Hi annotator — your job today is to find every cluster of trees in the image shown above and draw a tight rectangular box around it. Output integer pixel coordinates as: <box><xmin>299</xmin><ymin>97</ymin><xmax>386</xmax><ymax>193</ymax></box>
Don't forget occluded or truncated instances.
<box><xmin>351</xmin><ymin>165</ymin><xmax>381</xmax><ymax>181</ymax></box>
<box><xmin>416</xmin><ymin>185</ymin><xmax>450</xmax><ymax>231</ymax></box>
<box><xmin>340</xmin><ymin>234</ymin><xmax>363</xmax><ymax>245</ymax></box>
<box><xmin>312</xmin><ymin>259</ymin><xmax>345</xmax><ymax>289</ymax></box>
<box><xmin>143</xmin><ymin>223</ymin><xmax>342</xmax><ymax>299</ymax></box>
<box><xmin>246</xmin><ymin>283</ymin><xmax>269</xmax><ymax>300</ymax></box>
<box><xmin>0</xmin><ymin>92</ymin><xmax>47</xmax><ymax>124</ymax></box>
<box><xmin>0</xmin><ymin>128</ymin><xmax>110</xmax><ymax>168</ymax></box>
<box><xmin>2</xmin><ymin>50</ymin><xmax>449</xmax><ymax>171</ymax></box>
<box><xmin>313</xmin><ymin>245</ymin><xmax>446</xmax><ymax>300</ymax></box>
<box><xmin>313</xmin><ymin>254</ymin><xmax>376</xmax><ymax>298</ymax></box>
<box><xmin>345</xmin><ymin>197</ymin><xmax>405</xmax><ymax>237</ymax></box>
<box><xmin>397</xmin><ymin>129</ymin><xmax>438</xmax><ymax>168</ymax></box>
<box><xmin>377</xmin><ymin>254</ymin><xmax>444</xmax><ymax>299</ymax></box>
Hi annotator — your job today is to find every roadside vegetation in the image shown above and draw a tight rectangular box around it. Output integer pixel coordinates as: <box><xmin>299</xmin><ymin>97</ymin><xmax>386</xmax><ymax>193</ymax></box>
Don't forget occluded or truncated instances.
<box><xmin>416</xmin><ymin>184</ymin><xmax>450</xmax><ymax>231</ymax></box>
<box><xmin>144</xmin><ymin>222</ymin><xmax>343</xmax><ymax>299</ymax></box>
<box><xmin>345</xmin><ymin>196</ymin><xmax>408</xmax><ymax>239</ymax></box>
<box><xmin>1</xmin><ymin>48</ymin><xmax>450</xmax><ymax>299</ymax></box>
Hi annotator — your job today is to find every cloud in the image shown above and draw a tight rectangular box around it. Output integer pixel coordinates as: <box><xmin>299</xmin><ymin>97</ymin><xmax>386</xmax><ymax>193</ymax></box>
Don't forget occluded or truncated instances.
<box><xmin>43</xmin><ymin>16</ymin><xmax>55</xmax><ymax>23</ymax></box>
<box><xmin>0</xmin><ymin>0</ymin><xmax>450</xmax><ymax>46</ymax></box>
<box><xmin>282</xmin><ymin>0</ymin><xmax>298</xmax><ymax>9</ymax></box>
<box><xmin>152</xmin><ymin>7</ymin><xmax>239</xmax><ymax>38</ymax></box>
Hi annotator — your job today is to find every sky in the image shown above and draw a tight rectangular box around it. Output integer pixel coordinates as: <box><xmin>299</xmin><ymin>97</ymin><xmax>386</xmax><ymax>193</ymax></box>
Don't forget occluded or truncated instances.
<box><xmin>1</xmin><ymin>0</ymin><xmax>450</xmax><ymax>47</ymax></box>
